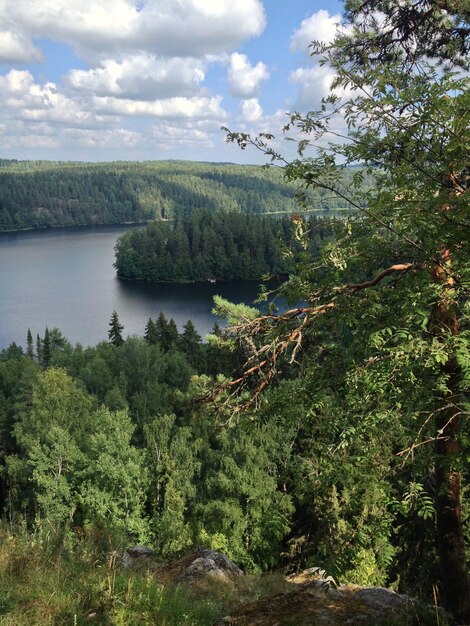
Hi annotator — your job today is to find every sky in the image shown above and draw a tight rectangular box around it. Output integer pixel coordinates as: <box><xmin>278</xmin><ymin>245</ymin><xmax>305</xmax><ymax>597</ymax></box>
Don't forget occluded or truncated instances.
<box><xmin>0</xmin><ymin>0</ymin><xmax>346</xmax><ymax>164</ymax></box>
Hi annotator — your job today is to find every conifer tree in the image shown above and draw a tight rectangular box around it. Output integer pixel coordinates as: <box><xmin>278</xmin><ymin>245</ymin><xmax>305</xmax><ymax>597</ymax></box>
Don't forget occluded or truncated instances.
<box><xmin>26</xmin><ymin>329</ymin><xmax>34</xmax><ymax>359</ymax></box>
<box><xmin>35</xmin><ymin>333</ymin><xmax>42</xmax><ymax>366</ymax></box>
<box><xmin>144</xmin><ymin>318</ymin><xmax>158</xmax><ymax>345</ymax></box>
<box><xmin>179</xmin><ymin>320</ymin><xmax>203</xmax><ymax>369</ymax></box>
<box><xmin>108</xmin><ymin>311</ymin><xmax>124</xmax><ymax>347</ymax></box>
<box><xmin>166</xmin><ymin>319</ymin><xmax>179</xmax><ymax>352</ymax></box>
<box><xmin>42</xmin><ymin>327</ymin><xmax>51</xmax><ymax>368</ymax></box>
<box><xmin>155</xmin><ymin>312</ymin><xmax>168</xmax><ymax>348</ymax></box>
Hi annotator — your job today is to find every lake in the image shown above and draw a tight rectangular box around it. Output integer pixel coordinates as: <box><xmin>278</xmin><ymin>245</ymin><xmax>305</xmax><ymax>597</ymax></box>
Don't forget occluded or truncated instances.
<box><xmin>0</xmin><ymin>225</ymin><xmax>267</xmax><ymax>350</ymax></box>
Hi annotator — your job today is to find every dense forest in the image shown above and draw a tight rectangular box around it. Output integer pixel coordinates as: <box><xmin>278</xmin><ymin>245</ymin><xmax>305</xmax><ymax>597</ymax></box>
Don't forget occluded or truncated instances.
<box><xmin>114</xmin><ymin>210</ymin><xmax>333</xmax><ymax>282</ymax></box>
<box><xmin>0</xmin><ymin>317</ymin><xmax>286</xmax><ymax>568</ymax></box>
<box><xmin>0</xmin><ymin>305</ymin><xmax>449</xmax><ymax>620</ymax></box>
<box><xmin>0</xmin><ymin>159</ymin><xmax>363</xmax><ymax>232</ymax></box>
<box><xmin>1</xmin><ymin>0</ymin><xmax>469</xmax><ymax>624</ymax></box>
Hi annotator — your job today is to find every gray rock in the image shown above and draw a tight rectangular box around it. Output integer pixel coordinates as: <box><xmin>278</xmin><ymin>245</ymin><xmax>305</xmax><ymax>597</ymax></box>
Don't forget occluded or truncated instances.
<box><xmin>354</xmin><ymin>587</ymin><xmax>408</xmax><ymax>611</ymax></box>
<box><xmin>122</xmin><ymin>545</ymin><xmax>157</xmax><ymax>569</ymax></box>
<box><xmin>178</xmin><ymin>549</ymin><xmax>242</xmax><ymax>583</ymax></box>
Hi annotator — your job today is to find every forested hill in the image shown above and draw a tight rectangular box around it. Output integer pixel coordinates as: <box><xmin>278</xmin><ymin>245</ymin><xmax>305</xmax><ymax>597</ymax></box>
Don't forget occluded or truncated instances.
<box><xmin>0</xmin><ymin>159</ymin><xmax>361</xmax><ymax>232</ymax></box>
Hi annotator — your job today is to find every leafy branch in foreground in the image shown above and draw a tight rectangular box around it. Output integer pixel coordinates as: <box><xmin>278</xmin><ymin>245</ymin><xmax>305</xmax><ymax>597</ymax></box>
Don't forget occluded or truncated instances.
<box><xmin>218</xmin><ymin>1</ymin><xmax>469</xmax><ymax>621</ymax></box>
<box><xmin>209</xmin><ymin>262</ymin><xmax>423</xmax><ymax>412</ymax></box>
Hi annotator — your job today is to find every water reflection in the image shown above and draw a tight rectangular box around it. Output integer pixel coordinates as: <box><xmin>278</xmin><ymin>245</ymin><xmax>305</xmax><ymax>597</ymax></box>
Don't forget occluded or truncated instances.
<box><xmin>0</xmin><ymin>225</ymin><xmax>271</xmax><ymax>349</ymax></box>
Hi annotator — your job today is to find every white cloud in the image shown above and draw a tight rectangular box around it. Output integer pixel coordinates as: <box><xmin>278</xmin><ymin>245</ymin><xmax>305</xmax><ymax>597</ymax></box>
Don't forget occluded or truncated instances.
<box><xmin>0</xmin><ymin>29</ymin><xmax>43</xmax><ymax>63</ymax></box>
<box><xmin>3</xmin><ymin>0</ymin><xmax>266</xmax><ymax>63</ymax></box>
<box><xmin>74</xmin><ymin>128</ymin><xmax>141</xmax><ymax>148</ymax></box>
<box><xmin>0</xmin><ymin>125</ymin><xmax>143</xmax><ymax>151</ymax></box>
<box><xmin>290</xmin><ymin>9</ymin><xmax>344</xmax><ymax>54</ymax></box>
<box><xmin>150</xmin><ymin>121</ymin><xmax>216</xmax><ymax>150</ymax></box>
<box><xmin>227</xmin><ymin>52</ymin><xmax>269</xmax><ymax>98</ymax></box>
<box><xmin>240</xmin><ymin>98</ymin><xmax>263</xmax><ymax>122</ymax></box>
<box><xmin>68</xmin><ymin>55</ymin><xmax>206</xmax><ymax>100</ymax></box>
<box><xmin>0</xmin><ymin>70</ymin><xmax>114</xmax><ymax>128</ymax></box>
<box><xmin>93</xmin><ymin>95</ymin><xmax>226</xmax><ymax>120</ymax></box>
<box><xmin>289</xmin><ymin>11</ymin><xmax>353</xmax><ymax>112</ymax></box>
<box><xmin>289</xmin><ymin>66</ymin><xmax>334</xmax><ymax>108</ymax></box>
<box><xmin>289</xmin><ymin>65</ymin><xmax>352</xmax><ymax>111</ymax></box>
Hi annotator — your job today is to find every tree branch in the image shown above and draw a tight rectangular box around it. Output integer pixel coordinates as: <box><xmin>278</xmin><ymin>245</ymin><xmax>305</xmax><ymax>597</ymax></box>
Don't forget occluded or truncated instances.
<box><xmin>341</xmin><ymin>262</ymin><xmax>418</xmax><ymax>292</ymax></box>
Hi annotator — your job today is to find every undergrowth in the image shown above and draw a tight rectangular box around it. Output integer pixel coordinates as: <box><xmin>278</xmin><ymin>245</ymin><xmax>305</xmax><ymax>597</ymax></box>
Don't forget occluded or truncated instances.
<box><xmin>0</xmin><ymin>525</ymin><xmax>287</xmax><ymax>625</ymax></box>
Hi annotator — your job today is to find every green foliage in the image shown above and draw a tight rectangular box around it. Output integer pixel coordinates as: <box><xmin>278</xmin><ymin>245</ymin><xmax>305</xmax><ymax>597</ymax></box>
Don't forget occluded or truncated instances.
<box><xmin>0</xmin><ymin>158</ymin><xmax>368</xmax><ymax>233</ymax></box>
<box><xmin>220</xmin><ymin>1</ymin><xmax>470</xmax><ymax>617</ymax></box>
<box><xmin>193</xmin><ymin>413</ymin><xmax>294</xmax><ymax>570</ymax></box>
<box><xmin>6</xmin><ymin>368</ymin><xmax>148</xmax><ymax>541</ymax></box>
<box><xmin>108</xmin><ymin>310</ymin><xmax>124</xmax><ymax>347</ymax></box>
<box><xmin>144</xmin><ymin>414</ymin><xmax>200</xmax><ymax>556</ymax></box>
<box><xmin>115</xmin><ymin>209</ymin><xmax>333</xmax><ymax>283</ymax></box>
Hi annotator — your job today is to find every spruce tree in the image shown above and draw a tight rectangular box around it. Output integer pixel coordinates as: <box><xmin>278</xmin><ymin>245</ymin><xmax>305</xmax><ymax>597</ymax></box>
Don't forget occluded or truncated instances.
<box><xmin>155</xmin><ymin>312</ymin><xmax>168</xmax><ymax>348</ymax></box>
<box><xmin>42</xmin><ymin>327</ymin><xmax>51</xmax><ymax>368</ymax></box>
<box><xmin>179</xmin><ymin>320</ymin><xmax>203</xmax><ymax>369</ymax></box>
<box><xmin>26</xmin><ymin>329</ymin><xmax>34</xmax><ymax>359</ymax></box>
<box><xmin>155</xmin><ymin>312</ymin><xmax>178</xmax><ymax>351</ymax></box>
<box><xmin>144</xmin><ymin>318</ymin><xmax>158</xmax><ymax>345</ymax></box>
<box><xmin>166</xmin><ymin>319</ymin><xmax>179</xmax><ymax>352</ymax></box>
<box><xmin>36</xmin><ymin>333</ymin><xmax>42</xmax><ymax>366</ymax></box>
<box><xmin>108</xmin><ymin>311</ymin><xmax>124</xmax><ymax>347</ymax></box>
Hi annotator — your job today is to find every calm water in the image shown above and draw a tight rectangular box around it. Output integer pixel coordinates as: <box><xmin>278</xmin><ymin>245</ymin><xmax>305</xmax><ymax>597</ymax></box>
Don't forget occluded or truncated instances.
<box><xmin>0</xmin><ymin>225</ymin><xmax>266</xmax><ymax>349</ymax></box>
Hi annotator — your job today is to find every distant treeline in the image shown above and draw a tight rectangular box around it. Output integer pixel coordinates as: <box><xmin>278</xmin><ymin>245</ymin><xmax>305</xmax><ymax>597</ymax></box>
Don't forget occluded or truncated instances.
<box><xmin>114</xmin><ymin>210</ymin><xmax>333</xmax><ymax>282</ymax></box>
<box><xmin>0</xmin><ymin>159</ymin><xmax>367</xmax><ymax>232</ymax></box>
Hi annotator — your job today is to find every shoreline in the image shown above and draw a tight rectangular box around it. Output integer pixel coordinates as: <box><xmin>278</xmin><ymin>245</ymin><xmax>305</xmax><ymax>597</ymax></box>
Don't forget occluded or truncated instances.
<box><xmin>0</xmin><ymin>220</ymin><xmax>152</xmax><ymax>235</ymax></box>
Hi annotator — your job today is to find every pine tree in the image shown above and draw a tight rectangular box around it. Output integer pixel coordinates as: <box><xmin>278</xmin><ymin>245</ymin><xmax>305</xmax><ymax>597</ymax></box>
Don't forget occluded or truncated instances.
<box><xmin>108</xmin><ymin>311</ymin><xmax>124</xmax><ymax>347</ymax></box>
<box><xmin>36</xmin><ymin>333</ymin><xmax>42</xmax><ymax>366</ymax></box>
<box><xmin>144</xmin><ymin>318</ymin><xmax>158</xmax><ymax>345</ymax></box>
<box><xmin>179</xmin><ymin>320</ymin><xmax>203</xmax><ymax>369</ymax></box>
<box><xmin>42</xmin><ymin>327</ymin><xmax>51</xmax><ymax>368</ymax></box>
<box><xmin>26</xmin><ymin>329</ymin><xmax>34</xmax><ymax>359</ymax></box>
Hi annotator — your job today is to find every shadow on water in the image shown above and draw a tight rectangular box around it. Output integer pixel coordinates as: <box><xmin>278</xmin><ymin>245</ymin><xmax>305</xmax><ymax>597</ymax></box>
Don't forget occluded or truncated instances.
<box><xmin>0</xmin><ymin>223</ymin><xmax>287</xmax><ymax>349</ymax></box>
<box><xmin>115</xmin><ymin>277</ymin><xmax>284</xmax><ymax>338</ymax></box>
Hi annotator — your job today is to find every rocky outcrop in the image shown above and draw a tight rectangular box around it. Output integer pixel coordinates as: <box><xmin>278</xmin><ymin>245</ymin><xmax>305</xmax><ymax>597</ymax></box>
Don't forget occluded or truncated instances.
<box><xmin>121</xmin><ymin>545</ymin><xmax>158</xmax><ymax>569</ymax></box>
<box><xmin>215</xmin><ymin>573</ymin><xmax>444</xmax><ymax>626</ymax></box>
<box><xmin>178</xmin><ymin>549</ymin><xmax>243</xmax><ymax>584</ymax></box>
<box><xmin>120</xmin><ymin>546</ymin><xmax>242</xmax><ymax>586</ymax></box>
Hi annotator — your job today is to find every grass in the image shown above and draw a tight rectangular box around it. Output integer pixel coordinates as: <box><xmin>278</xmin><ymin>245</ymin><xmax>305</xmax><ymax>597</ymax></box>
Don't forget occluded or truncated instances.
<box><xmin>1</xmin><ymin>526</ymin><xmax>449</xmax><ymax>626</ymax></box>
<box><xmin>0</xmin><ymin>526</ymin><xmax>288</xmax><ymax>625</ymax></box>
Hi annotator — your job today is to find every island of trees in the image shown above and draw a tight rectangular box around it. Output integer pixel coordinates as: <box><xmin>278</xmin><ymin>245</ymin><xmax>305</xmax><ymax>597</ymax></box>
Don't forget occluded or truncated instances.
<box><xmin>114</xmin><ymin>210</ymin><xmax>333</xmax><ymax>282</ymax></box>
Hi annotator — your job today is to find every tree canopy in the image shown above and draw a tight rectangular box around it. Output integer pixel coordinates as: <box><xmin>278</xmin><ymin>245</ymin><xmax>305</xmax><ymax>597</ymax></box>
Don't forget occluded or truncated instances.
<box><xmin>114</xmin><ymin>210</ymin><xmax>333</xmax><ymax>283</ymax></box>
<box><xmin>0</xmin><ymin>159</ymin><xmax>365</xmax><ymax>232</ymax></box>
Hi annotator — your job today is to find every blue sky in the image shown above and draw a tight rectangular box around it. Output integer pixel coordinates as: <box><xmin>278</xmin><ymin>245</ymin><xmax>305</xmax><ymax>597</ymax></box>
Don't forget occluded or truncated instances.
<box><xmin>0</xmin><ymin>0</ymin><xmax>345</xmax><ymax>163</ymax></box>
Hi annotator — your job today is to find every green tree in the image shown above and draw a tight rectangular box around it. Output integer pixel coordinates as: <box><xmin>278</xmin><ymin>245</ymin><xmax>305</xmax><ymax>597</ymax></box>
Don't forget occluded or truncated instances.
<box><xmin>222</xmin><ymin>2</ymin><xmax>469</xmax><ymax>620</ymax></box>
<box><xmin>42</xmin><ymin>327</ymin><xmax>51</xmax><ymax>368</ymax></box>
<box><xmin>144</xmin><ymin>415</ymin><xmax>199</xmax><ymax>556</ymax></box>
<box><xmin>6</xmin><ymin>368</ymin><xmax>148</xmax><ymax>540</ymax></box>
<box><xmin>155</xmin><ymin>312</ymin><xmax>179</xmax><ymax>351</ymax></box>
<box><xmin>108</xmin><ymin>310</ymin><xmax>124</xmax><ymax>347</ymax></box>
<box><xmin>144</xmin><ymin>317</ymin><xmax>158</xmax><ymax>345</ymax></box>
<box><xmin>26</xmin><ymin>329</ymin><xmax>34</xmax><ymax>359</ymax></box>
<box><xmin>35</xmin><ymin>333</ymin><xmax>42</xmax><ymax>365</ymax></box>
<box><xmin>179</xmin><ymin>320</ymin><xmax>203</xmax><ymax>370</ymax></box>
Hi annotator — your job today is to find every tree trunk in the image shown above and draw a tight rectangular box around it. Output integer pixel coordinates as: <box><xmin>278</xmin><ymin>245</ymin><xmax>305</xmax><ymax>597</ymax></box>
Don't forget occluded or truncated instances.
<box><xmin>435</xmin><ymin>390</ymin><xmax>470</xmax><ymax>622</ymax></box>
<box><xmin>432</xmin><ymin>244</ymin><xmax>470</xmax><ymax>623</ymax></box>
